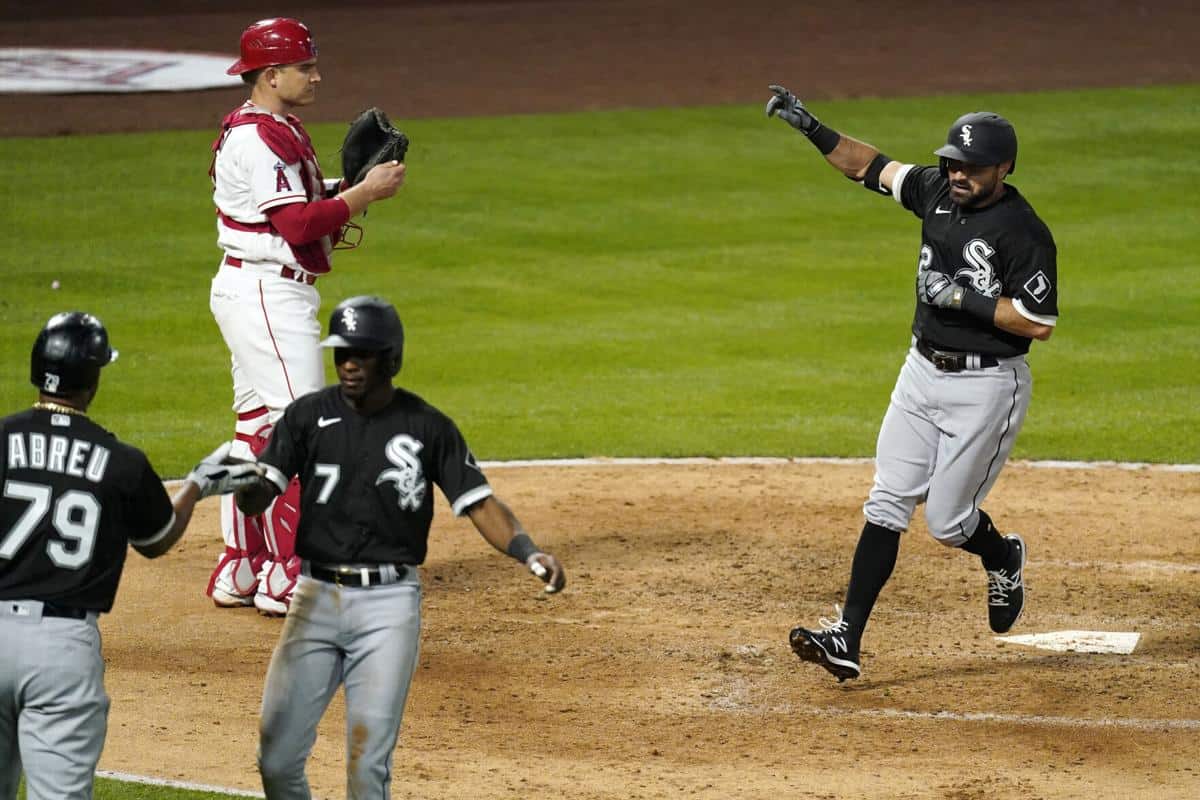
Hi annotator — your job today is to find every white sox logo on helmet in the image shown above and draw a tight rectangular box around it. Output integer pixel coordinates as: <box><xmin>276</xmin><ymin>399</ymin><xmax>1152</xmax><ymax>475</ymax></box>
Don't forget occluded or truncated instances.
<box><xmin>959</xmin><ymin>124</ymin><xmax>973</xmax><ymax>147</ymax></box>
<box><xmin>376</xmin><ymin>434</ymin><xmax>427</xmax><ymax>510</ymax></box>
<box><xmin>341</xmin><ymin>307</ymin><xmax>358</xmax><ymax>332</ymax></box>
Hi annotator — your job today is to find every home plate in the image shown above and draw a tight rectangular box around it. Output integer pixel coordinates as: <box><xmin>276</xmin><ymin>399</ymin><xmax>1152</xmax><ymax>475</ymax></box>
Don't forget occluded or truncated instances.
<box><xmin>995</xmin><ymin>630</ymin><xmax>1140</xmax><ymax>654</ymax></box>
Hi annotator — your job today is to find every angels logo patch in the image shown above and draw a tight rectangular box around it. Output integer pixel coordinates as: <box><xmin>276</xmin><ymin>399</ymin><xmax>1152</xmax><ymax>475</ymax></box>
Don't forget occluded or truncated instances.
<box><xmin>376</xmin><ymin>434</ymin><xmax>426</xmax><ymax>511</ymax></box>
<box><xmin>273</xmin><ymin>161</ymin><xmax>292</xmax><ymax>192</ymax></box>
<box><xmin>1023</xmin><ymin>270</ymin><xmax>1052</xmax><ymax>303</ymax></box>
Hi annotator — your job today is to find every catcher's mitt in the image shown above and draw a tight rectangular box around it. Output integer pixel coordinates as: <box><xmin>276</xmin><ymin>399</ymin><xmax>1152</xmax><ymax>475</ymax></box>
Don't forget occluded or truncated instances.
<box><xmin>340</xmin><ymin>107</ymin><xmax>409</xmax><ymax>187</ymax></box>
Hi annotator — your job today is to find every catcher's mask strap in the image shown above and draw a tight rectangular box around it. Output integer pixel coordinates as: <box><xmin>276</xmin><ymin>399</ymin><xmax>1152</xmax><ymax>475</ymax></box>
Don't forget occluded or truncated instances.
<box><xmin>334</xmin><ymin>220</ymin><xmax>363</xmax><ymax>250</ymax></box>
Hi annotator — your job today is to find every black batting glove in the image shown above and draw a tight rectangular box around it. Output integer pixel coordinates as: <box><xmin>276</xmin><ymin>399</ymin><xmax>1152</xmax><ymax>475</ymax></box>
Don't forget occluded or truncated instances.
<box><xmin>766</xmin><ymin>84</ymin><xmax>821</xmax><ymax>135</ymax></box>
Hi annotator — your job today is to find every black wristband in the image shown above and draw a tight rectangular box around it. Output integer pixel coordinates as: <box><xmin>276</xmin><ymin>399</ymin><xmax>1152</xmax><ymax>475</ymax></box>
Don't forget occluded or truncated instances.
<box><xmin>805</xmin><ymin>123</ymin><xmax>841</xmax><ymax>155</ymax></box>
<box><xmin>506</xmin><ymin>533</ymin><xmax>541</xmax><ymax>563</ymax></box>
<box><xmin>961</xmin><ymin>291</ymin><xmax>999</xmax><ymax>324</ymax></box>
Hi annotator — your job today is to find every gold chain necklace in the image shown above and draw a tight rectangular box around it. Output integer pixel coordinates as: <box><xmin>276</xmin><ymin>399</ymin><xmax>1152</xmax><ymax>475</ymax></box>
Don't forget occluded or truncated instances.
<box><xmin>32</xmin><ymin>401</ymin><xmax>86</xmax><ymax>417</ymax></box>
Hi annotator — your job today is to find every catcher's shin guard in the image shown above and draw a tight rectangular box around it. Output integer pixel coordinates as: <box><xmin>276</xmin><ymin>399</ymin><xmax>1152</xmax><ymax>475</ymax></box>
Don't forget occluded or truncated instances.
<box><xmin>207</xmin><ymin>408</ymin><xmax>272</xmax><ymax>607</ymax></box>
<box><xmin>207</xmin><ymin>493</ymin><xmax>267</xmax><ymax>607</ymax></box>
<box><xmin>254</xmin><ymin>476</ymin><xmax>301</xmax><ymax>617</ymax></box>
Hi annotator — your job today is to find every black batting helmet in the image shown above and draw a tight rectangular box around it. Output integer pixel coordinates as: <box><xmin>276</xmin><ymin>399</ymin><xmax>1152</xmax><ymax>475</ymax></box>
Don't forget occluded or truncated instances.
<box><xmin>30</xmin><ymin>311</ymin><xmax>118</xmax><ymax>396</ymax></box>
<box><xmin>320</xmin><ymin>295</ymin><xmax>405</xmax><ymax>376</ymax></box>
<box><xmin>935</xmin><ymin>111</ymin><xmax>1017</xmax><ymax>176</ymax></box>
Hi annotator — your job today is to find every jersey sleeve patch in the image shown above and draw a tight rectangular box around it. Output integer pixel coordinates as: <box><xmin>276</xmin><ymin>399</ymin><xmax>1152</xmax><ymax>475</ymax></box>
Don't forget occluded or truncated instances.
<box><xmin>248</xmin><ymin>137</ymin><xmax>309</xmax><ymax>212</ymax></box>
<box><xmin>451</xmin><ymin>484</ymin><xmax>493</xmax><ymax>517</ymax></box>
<box><xmin>1023</xmin><ymin>270</ymin><xmax>1053</xmax><ymax>304</ymax></box>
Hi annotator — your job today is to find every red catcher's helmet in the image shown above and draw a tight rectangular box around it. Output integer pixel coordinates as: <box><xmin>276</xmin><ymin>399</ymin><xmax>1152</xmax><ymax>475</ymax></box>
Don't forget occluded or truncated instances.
<box><xmin>226</xmin><ymin>18</ymin><xmax>317</xmax><ymax>76</ymax></box>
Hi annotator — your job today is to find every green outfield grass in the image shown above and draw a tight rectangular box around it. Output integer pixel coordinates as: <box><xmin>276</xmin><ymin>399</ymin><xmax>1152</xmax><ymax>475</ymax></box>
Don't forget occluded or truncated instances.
<box><xmin>2</xmin><ymin>85</ymin><xmax>1197</xmax><ymax>475</ymax></box>
<box><xmin>18</xmin><ymin>776</ymin><xmax>259</xmax><ymax>799</ymax></box>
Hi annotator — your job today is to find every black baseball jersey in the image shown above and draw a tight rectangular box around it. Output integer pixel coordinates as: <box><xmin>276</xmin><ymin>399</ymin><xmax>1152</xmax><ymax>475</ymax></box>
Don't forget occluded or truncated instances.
<box><xmin>258</xmin><ymin>386</ymin><xmax>492</xmax><ymax>565</ymax></box>
<box><xmin>893</xmin><ymin>165</ymin><xmax>1059</xmax><ymax>357</ymax></box>
<box><xmin>0</xmin><ymin>408</ymin><xmax>175</xmax><ymax>612</ymax></box>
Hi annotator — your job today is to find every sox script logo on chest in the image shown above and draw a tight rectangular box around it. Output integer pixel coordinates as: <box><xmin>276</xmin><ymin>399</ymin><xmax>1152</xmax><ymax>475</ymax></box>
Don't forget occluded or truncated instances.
<box><xmin>954</xmin><ymin>238</ymin><xmax>1001</xmax><ymax>297</ymax></box>
<box><xmin>919</xmin><ymin>237</ymin><xmax>1002</xmax><ymax>298</ymax></box>
<box><xmin>376</xmin><ymin>434</ymin><xmax>426</xmax><ymax>510</ymax></box>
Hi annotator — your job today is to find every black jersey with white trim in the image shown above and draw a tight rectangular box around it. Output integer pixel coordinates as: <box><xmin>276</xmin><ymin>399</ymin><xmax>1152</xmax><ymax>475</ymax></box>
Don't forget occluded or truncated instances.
<box><xmin>258</xmin><ymin>385</ymin><xmax>492</xmax><ymax>565</ymax></box>
<box><xmin>892</xmin><ymin>164</ymin><xmax>1059</xmax><ymax>357</ymax></box>
<box><xmin>0</xmin><ymin>408</ymin><xmax>174</xmax><ymax>611</ymax></box>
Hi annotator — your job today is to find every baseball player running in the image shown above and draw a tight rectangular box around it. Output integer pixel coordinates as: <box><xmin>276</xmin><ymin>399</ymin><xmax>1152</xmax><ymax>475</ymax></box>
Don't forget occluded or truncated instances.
<box><xmin>766</xmin><ymin>86</ymin><xmax>1058</xmax><ymax>681</ymax></box>
<box><xmin>0</xmin><ymin>312</ymin><xmax>259</xmax><ymax>799</ymax></box>
<box><xmin>207</xmin><ymin>17</ymin><xmax>406</xmax><ymax>617</ymax></box>
<box><xmin>233</xmin><ymin>296</ymin><xmax>566</xmax><ymax>799</ymax></box>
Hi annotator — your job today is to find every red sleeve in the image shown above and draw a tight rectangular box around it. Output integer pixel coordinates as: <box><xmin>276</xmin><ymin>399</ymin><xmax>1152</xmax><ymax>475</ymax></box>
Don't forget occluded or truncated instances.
<box><xmin>266</xmin><ymin>197</ymin><xmax>350</xmax><ymax>245</ymax></box>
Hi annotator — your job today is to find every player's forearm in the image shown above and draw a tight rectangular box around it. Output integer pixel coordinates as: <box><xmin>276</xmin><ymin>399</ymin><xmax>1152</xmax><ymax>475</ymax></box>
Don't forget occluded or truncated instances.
<box><xmin>336</xmin><ymin>172</ymin><xmax>399</xmax><ymax>217</ymax></box>
<box><xmin>993</xmin><ymin>297</ymin><xmax>1054</xmax><ymax>340</ymax></box>
<box><xmin>825</xmin><ymin>135</ymin><xmax>882</xmax><ymax>180</ymax></box>
<box><xmin>337</xmin><ymin>181</ymin><xmax>376</xmax><ymax>217</ymax></box>
<box><xmin>467</xmin><ymin>496</ymin><xmax>521</xmax><ymax>555</ymax></box>
<box><xmin>136</xmin><ymin>482</ymin><xmax>198</xmax><ymax>558</ymax></box>
<box><xmin>266</xmin><ymin>198</ymin><xmax>350</xmax><ymax>244</ymax></box>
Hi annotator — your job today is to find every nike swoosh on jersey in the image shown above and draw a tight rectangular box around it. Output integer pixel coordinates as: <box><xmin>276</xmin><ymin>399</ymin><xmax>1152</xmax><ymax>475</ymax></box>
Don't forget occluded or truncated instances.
<box><xmin>317</xmin><ymin>416</ymin><xmax>342</xmax><ymax>428</ymax></box>
<box><xmin>935</xmin><ymin>206</ymin><xmax>952</xmax><ymax>215</ymax></box>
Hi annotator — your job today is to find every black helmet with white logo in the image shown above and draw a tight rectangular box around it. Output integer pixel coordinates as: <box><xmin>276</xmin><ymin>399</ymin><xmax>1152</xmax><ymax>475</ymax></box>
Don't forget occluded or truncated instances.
<box><xmin>30</xmin><ymin>311</ymin><xmax>118</xmax><ymax>396</ymax></box>
<box><xmin>320</xmin><ymin>295</ymin><xmax>405</xmax><ymax>376</ymax></box>
<box><xmin>935</xmin><ymin>111</ymin><xmax>1017</xmax><ymax>176</ymax></box>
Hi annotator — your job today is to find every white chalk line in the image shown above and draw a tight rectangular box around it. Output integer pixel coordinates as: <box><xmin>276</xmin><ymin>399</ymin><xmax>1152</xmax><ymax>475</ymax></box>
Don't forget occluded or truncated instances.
<box><xmin>100</xmin><ymin>703</ymin><xmax>1198</xmax><ymax>800</ymax></box>
<box><xmin>164</xmin><ymin>455</ymin><xmax>1200</xmax><ymax>490</ymax></box>
<box><xmin>710</xmin><ymin>679</ymin><xmax>1199</xmax><ymax>732</ymax></box>
<box><xmin>796</xmin><ymin>705</ymin><xmax>1200</xmax><ymax>732</ymax></box>
<box><xmin>97</xmin><ymin>770</ymin><xmax>264</xmax><ymax>797</ymax></box>
<box><xmin>476</xmin><ymin>456</ymin><xmax>1200</xmax><ymax>472</ymax></box>
<box><xmin>1040</xmin><ymin>558</ymin><xmax>1200</xmax><ymax>574</ymax></box>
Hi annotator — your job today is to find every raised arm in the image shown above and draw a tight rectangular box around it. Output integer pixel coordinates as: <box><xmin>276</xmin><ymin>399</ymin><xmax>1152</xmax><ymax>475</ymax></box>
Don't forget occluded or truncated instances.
<box><xmin>766</xmin><ymin>84</ymin><xmax>902</xmax><ymax>194</ymax></box>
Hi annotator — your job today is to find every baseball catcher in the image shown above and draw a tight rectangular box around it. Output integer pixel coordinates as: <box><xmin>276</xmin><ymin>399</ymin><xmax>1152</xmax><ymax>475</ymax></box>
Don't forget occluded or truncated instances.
<box><xmin>341</xmin><ymin>107</ymin><xmax>410</xmax><ymax>187</ymax></box>
<box><xmin>207</xmin><ymin>17</ymin><xmax>405</xmax><ymax>617</ymax></box>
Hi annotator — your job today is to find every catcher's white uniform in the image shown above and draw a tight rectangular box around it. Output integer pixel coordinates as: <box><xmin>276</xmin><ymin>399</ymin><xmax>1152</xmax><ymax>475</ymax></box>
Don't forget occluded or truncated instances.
<box><xmin>207</xmin><ymin>101</ymin><xmax>344</xmax><ymax>616</ymax></box>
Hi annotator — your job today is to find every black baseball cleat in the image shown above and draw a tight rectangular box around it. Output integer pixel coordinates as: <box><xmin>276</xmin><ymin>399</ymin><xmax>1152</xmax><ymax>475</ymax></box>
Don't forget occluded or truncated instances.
<box><xmin>987</xmin><ymin>533</ymin><xmax>1027</xmax><ymax>634</ymax></box>
<box><xmin>789</xmin><ymin>605</ymin><xmax>861</xmax><ymax>682</ymax></box>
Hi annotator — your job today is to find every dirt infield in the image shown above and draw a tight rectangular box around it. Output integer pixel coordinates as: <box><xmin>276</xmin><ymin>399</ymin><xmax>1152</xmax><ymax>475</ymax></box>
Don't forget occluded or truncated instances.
<box><xmin>102</xmin><ymin>462</ymin><xmax>1199</xmax><ymax>799</ymax></box>
<box><xmin>4</xmin><ymin>1</ymin><xmax>1199</xmax><ymax>797</ymax></box>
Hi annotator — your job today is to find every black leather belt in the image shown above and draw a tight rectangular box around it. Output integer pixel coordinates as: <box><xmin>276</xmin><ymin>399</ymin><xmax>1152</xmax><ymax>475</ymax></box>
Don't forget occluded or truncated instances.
<box><xmin>916</xmin><ymin>339</ymin><xmax>999</xmax><ymax>372</ymax></box>
<box><xmin>41</xmin><ymin>603</ymin><xmax>88</xmax><ymax>619</ymax></box>
<box><xmin>307</xmin><ymin>563</ymin><xmax>409</xmax><ymax>587</ymax></box>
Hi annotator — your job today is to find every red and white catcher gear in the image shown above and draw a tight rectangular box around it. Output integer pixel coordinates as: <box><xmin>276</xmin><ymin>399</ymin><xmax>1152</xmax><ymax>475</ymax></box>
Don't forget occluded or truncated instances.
<box><xmin>253</xmin><ymin>476</ymin><xmax>301</xmax><ymax>617</ymax></box>
<box><xmin>206</xmin><ymin>408</ymin><xmax>300</xmax><ymax>615</ymax></box>
<box><xmin>207</xmin><ymin>497</ymin><xmax>268</xmax><ymax>607</ymax></box>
